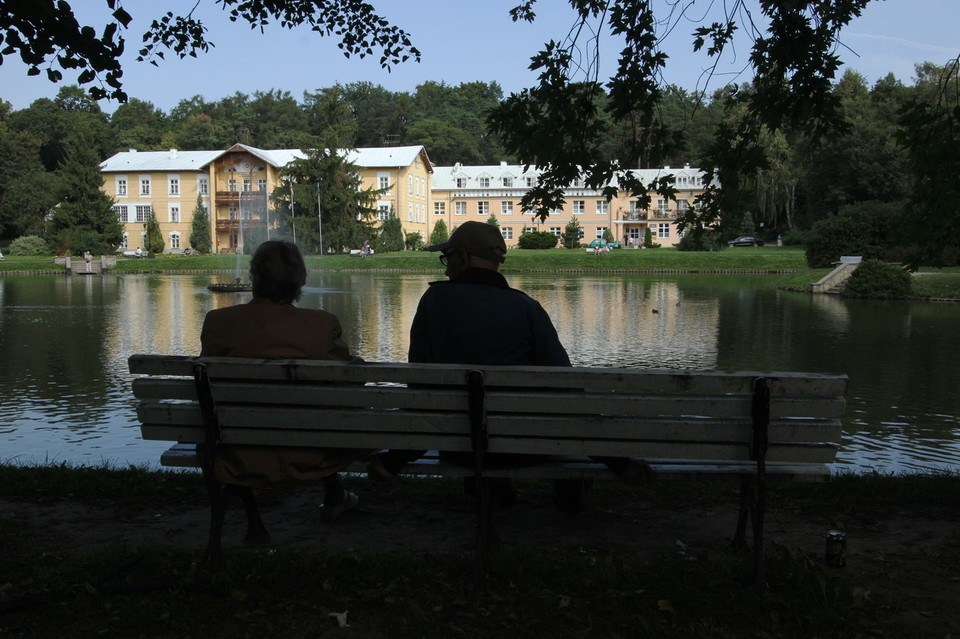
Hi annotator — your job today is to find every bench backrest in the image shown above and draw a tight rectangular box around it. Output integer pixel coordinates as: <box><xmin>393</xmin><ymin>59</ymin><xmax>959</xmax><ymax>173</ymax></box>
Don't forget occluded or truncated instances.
<box><xmin>129</xmin><ymin>355</ymin><xmax>847</xmax><ymax>465</ymax></box>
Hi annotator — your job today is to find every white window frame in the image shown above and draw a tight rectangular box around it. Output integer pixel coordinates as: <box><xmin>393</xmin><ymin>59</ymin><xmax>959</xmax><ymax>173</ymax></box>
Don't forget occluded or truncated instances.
<box><xmin>169</xmin><ymin>232</ymin><xmax>181</xmax><ymax>250</ymax></box>
<box><xmin>168</xmin><ymin>175</ymin><xmax>180</xmax><ymax>196</ymax></box>
<box><xmin>549</xmin><ymin>226</ymin><xmax>562</xmax><ymax>237</ymax></box>
<box><xmin>116</xmin><ymin>176</ymin><xmax>127</xmax><ymax>197</ymax></box>
<box><xmin>378</xmin><ymin>172</ymin><xmax>391</xmax><ymax>193</ymax></box>
<box><xmin>258</xmin><ymin>178</ymin><xmax>267</xmax><ymax>192</ymax></box>
<box><xmin>501</xmin><ymin>201</ymin><xmax>514</xmax><ymax>216</ymax></box>
<box><xmin>596</xmin><ymin>227</ymin><xmax>608</xmax><ymax>240</ymax></box>
<box><xmin>377</xmin><ymin>203</ymin><xmax>391</xmax><ymax>221</ymax></box>
<box><xmin>501</xmin><ymin>227</ymin><xmax>513</xmax><ymax>240</ymax></box>
<box><xmin>658</xmin><ymin>223</ymin><xmax>670</xmax><ymax>238</ymax></box>
<box><xmin>502</xmin><ymin>177</ymin><xmax>514</xmax><ymax>187</ymax></box>
<box><xmin>228</xmin><ymin>178</ymin><xmax>237</xmax><ymax>192</ymax></box>
<box><xmin>113</xmin><ymin>204</ymin><xmax>128</xmax><ymax>223</ymax></box>
<box><xmin>572</xmin><ymin>200</ymin><xmax>585</xmax><ymax>215</ymax></box>
<box><xmin>135</xmin><ymin>205</ymin><xmax>151</xmax><ymax>223</ymax></box>
<box><xmin>139</xmin><ymin>176</ymin><xmax>150</xmax><ymax>196</ymax></box>
<box><xmin>434</xmin><ymin>202</ymin><xmax>446</xmax><ymax>216</ymax></box>
<box><xmin>596</xmin><ymin>200</ymin><xmax>608</xmax><ymax>215</ymax></box>
<box><xmin>198</xmin><ymin>177</ymin><xmax>209</xmax><ymax>196</ymax></box>
<box><xmin>477</xmin><ymin>201</ymin><xmax>489</xmax><ymax>216</ymax></box>
<box><xmin>242</xmin><ymin>178</ymin><xmax>252</xmax><ymax>193</ymax></box>
<box><xmin>169</xmin><ymin>204</ymin><xmax>180</xmax><ymax>224</ymax></box>
<box><xmin>456</xmin><ymin>177</ymin><xmax>467</xmax><ymax>188</ymax></box>
<box><xmin>455</xmin><ymin>202</ymin><xmax>467</xmax><ymax>216</ymax></box>
<box><xmin>478</xmin><ymin>177</ymin><xmax>490</xmax><ymax>188</ymax></box>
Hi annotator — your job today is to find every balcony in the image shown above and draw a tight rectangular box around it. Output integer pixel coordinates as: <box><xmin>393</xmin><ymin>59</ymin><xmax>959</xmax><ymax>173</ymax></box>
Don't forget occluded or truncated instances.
<box><xmin>216</xmin><ymin>218</ymin><xmax>266</xmax><ymax>231</ymax></box>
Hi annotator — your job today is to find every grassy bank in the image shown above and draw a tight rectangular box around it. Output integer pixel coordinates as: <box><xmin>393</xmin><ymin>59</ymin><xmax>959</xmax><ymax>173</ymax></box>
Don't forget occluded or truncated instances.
<box><xmin>1</xmin><ymin>464</ymin><xmax>958</xmax><ymax>637</ymax></box>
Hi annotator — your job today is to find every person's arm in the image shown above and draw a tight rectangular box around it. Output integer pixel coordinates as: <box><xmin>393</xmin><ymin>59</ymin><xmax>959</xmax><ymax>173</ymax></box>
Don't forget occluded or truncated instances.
<box><xmin>407</xmin><ymin>295</ymin><xmax>433</xmax><ymax>363</ymax></box>
<box><xmin>530</xmin><ymin>303</ymin><xmax>571</xmax><ymax>367</ymax></box>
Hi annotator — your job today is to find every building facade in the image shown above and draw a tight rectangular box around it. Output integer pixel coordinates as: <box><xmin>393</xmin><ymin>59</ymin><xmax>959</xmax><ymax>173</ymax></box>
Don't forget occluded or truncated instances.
<box><xmin>430</xmin><ymin>162</ymin><xmax>706</xmax><ymax>249</ymax></box>
<box><xmin>100</xmin><ymin>144</ymin><xmax>704</xmax><ymax>253</ymax></box>
<box><xmin>100</xmin><ymin>144</ymin><xmax>433</xmax><ymax>253</ymax></box>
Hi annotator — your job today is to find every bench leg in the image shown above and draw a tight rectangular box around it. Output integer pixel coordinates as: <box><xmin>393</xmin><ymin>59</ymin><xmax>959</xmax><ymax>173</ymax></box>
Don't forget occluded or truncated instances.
<box><xmin>733</xmin><ymin>480</ymin><xmax>752</xmax><ymax>552</ymax></box>
<box><xmin>732</xmin><ymin>480</ymin><xmax>767</xmax><ymax>587</ymax></box>
<box><xmin>202</xmin><ymin>467</ymin><xmax>227</xmax><ymax>566</ymax></box>
<box><xmin>474</xmin><ymin>478</ymin><xmax>499</xmax><ymax>580</ymax></box>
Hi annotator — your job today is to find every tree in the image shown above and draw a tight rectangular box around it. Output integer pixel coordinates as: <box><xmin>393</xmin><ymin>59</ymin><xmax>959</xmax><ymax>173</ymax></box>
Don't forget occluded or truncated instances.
<box><xmin>47</xmin><ymin>129</ymin><xmax>122</xmax><ymax>255</ymax></box>
<box><xmin>1</xmin><ymin>0</ymin><xmax>420</xmax><ymax>102</ymax></box>
<box><xmin>0</xmin><ymin>110</ymin><xmax>55</xmax><ymax>238</ymax></box>
<box><xmin>428</xmin><ymin>219</ymin><xmax>449</xmax><ymax>246</ymax></box>
<box><xmin>189</xmin><ymin>196</ymin><xmax>212</xmax><ymax>253</ymax></box>
<box><xmin>375</xmin><ymin>215</ymin><xmax>405</xmax><ymax>253</ymax></box>
<box><xmin>562</xmin><ymin>219</ymin><xmax>581</xmax><ymax>249</ymax></box>
<box><xmin>144</xmin><ymin>210</ymin><xmax>164</xmax><ymax>254</ymax></box>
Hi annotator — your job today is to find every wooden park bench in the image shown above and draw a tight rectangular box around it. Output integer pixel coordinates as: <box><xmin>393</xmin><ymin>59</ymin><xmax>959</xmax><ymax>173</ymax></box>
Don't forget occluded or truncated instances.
<box><xmin>128</xmin><ymin>354</ymin><xmax>847</xmax><ymax>583</ymax></box>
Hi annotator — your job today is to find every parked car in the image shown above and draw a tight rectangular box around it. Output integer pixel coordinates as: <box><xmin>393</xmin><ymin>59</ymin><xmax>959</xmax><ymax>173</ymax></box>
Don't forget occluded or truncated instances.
<box><xmin>727</xmin><ymin>236</ymin><xmax>765</xmax><ymax>247</ymax></box>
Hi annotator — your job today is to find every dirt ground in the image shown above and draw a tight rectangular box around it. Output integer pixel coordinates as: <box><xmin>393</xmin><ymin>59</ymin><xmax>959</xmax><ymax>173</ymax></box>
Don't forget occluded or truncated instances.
<box><xmin>5</xmin><ymin>478</ymin><xmax>960</xmax><ymax>637</ymax></box>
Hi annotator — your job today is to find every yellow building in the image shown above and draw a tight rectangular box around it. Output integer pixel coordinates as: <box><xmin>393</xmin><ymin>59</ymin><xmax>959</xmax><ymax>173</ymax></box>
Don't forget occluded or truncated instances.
<box><xmin>100</xmin><ymin>143</ymin><xmax>433</xmax><ymax>253</ymax></box>
<box><xmin>429</xmin><ymin>162</ymin><xmax>707</xmax><ymax>248</ymax></box>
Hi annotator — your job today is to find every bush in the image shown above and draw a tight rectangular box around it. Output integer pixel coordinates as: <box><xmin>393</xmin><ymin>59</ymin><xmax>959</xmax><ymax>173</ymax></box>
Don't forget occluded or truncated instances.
<box><xmin>676</xmin><ymin>228</ymin><xmax>721</xmax><ymax>251</ymax></box>
<box><xmin>405</xmin><ymin>232</ymin><xmax>424</xmax><ymax>251</ymax></box>
<box><xmin>782</xmin><ymin>228</ymin><xmax>812</xmax><ymax>246</ymax></box>
<box><xmin>7</xmin><ymin>235</ymin><xmax>50</xmax><ymax>256</ymax></box>
<box><xmin>517</xmin><ymin>231</ymin><xmax>558</xmax><ymax>250</ymax></box>
<box><xmin>562</xmin><ymin>220</ymin><xmax>582</xmax><ymax>249</ymax></box>
<box><xmin>841</xmin><ymin>259</ymin><xmax>912</xmax><ymax>299</ymax></box>
<box><xmin>805</xmin><ymin>201</ymin><xmax>903</xmax><ymax>268</ymax></box>
<box><xmin>428</xmin><ymin>220</ymin><xmax>449</xmax><ymax>246</ymax></box>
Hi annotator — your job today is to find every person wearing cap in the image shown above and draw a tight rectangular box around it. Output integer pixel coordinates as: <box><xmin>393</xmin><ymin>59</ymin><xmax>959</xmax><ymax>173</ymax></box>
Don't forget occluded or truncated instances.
<box><xmin>368</xmin><ymin>221</ymin><xmax>650</xmax><ymax>512</ymax></box>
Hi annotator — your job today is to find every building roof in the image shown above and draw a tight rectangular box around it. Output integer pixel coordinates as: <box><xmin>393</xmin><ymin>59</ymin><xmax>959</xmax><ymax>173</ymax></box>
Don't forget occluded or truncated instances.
<box><xmin>100</xmin><ymin>144</ymin><xmax>433</xmax><ymax>173</ymax></box>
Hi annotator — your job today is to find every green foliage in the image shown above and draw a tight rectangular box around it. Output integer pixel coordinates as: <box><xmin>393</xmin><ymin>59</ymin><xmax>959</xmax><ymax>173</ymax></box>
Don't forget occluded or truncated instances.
<box><xmin>562</xmin><ymin>219</ymin><xmax>582</xmax><ymax>249</ymax></box>
<box><xmin>428</xmin><ymin>219</ymin><xmax>449</xmax><ymax>246</ymax></box>
<box><xmin>782</xmin><ymin>228</ymin><xmax>812</xmax><ymax>246</ymax></box>
<box><xmin>375</xmin><ymin>215</ymin><xmax>405</xmax><ymax>253</ymax></box>
<box><xmin>644</xmin><ymin>227</ymin><xmax>661</xmax><ymax>249</ymax></box>
<box><xmin>517</xmin><ymin>231</ymin><xmax>558</xmax><ymax>250</ymax></box>
<box><xmin>486</xmin><ymin>214</ymin><xmax>499</xmax><ymax>227</ymax></box>
<box><xmin>144</xmin><ymin>210</ymin><xmax>164</xmax><ymax>254</ymax></box>
<box><xmin>841</xmin><ymin>259</ymin><xmax>912</xmax><ymax>299</ymax></box>
<box><xmin>7</xmin><ymin>235</ymin><xmax>50</xmax><ymax>256</ymax></box>
<box><xmin>189</xmin><ymin>196</ymin><xmax>211</xmax><ymax>253</ymax></box>
<box><xmin>404</xmin><ymin>231</ymin><xmax>424</xmax><ymax>251</ymax></box>
<box><xmin>46</xmin><ymin>129</ymin><xmax>122</xmax><ymax>256</ymax></box>
<box><xmin>676</xmin><ymin>228</ymin><xmax>721</xmax><ymax>251</ymax></box>
<box><xmin>805</xmin><ymin>201</ymin><xmax>903</xmax><ymax>268</ymax></box>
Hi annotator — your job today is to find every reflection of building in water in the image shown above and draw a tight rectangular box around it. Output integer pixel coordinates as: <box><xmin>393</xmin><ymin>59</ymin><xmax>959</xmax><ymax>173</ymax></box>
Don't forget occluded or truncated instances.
<box><xmin>809</xmin><ymin>292</ymin><xmax>851</xmax><ymax>337</ymax></box>
<box><xmin>515</xmin><ymin>276</ymin><xmax>720</xmax><ymax>369</ymax></box>
<box><xmin>106</xmin><ymin>275</ymin><xmax>214</xmax><ymax>359</ymax></box>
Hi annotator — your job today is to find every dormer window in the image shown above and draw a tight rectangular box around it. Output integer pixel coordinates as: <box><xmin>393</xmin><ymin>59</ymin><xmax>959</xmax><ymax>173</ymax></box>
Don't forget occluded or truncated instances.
<box><xmin>456</xmin><ymin>177</ymin><xmax>467</xmax><ymax>188</ymax></box>
<box><xmin>502</xmin><ymin>177</ymin><xmax>514</xmax><ymax>187</ymax></box>
<box><xmin>478</xmin><ymin>177</ymin><xmax>490</xmax><ymax>188</ymax></box>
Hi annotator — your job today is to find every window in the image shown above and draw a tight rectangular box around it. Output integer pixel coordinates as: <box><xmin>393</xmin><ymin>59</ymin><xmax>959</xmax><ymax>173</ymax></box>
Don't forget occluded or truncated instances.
<box><xmin>658</xmin><ymin>223</ymin><xmax>670</xmax><ymax>238</ymax></box>
<box><xmin>525</xmin><ymin>176</ymin><xmax>536</xmax><ymax>187</ymax></box>
<box><xmin>378</xmin><ymin>172</ymin><xmax>390</xmax><ymax>192</ymax></box>
<box><xmin>523</xmin><ymin>227</ymin><xmax>537</xmax><ymax>234</ymax></box>
<box><xmin>478</xmin><ymin>177</ymin><xmax>490</xmax><ymax>188</ymax></box>
<box><xmin>242</xmin><ymin>207</ymin><xmax>253</xmax><ymax>220</ymax></box>
<box><xmin>477</xmin><ymin>201</ymin><xmax>489</xmax><ymax>216</ymax></box>
<box><xmin>113</xmin><ymin>205</ymin><xmax>128</xmax><ymax>223</ymax></box>
<box><xmin>242</xmin><ymin>179</ymin><xmax>252</xmax><ymax>192</ymax></box>
<box><xmin>501</xmin><ymin>201</ymin><xmax>514</xmax><ymax>216</ymax></box>
<box><xmin>408</xmin><ymin>175</ymin><xmax>413</xmax><ymax>194</ymax></box>
<box><xmin>170</xmin><ymin>232</ymin><xmax>180</xmax><ymax>249</ymax></box>
<box><xmin>549</xmin><ymin>207</ymin><xmax>561</xmax><ymax>216</ymax></box>
<box><xmin>116</xmin><ymin>177</ymin><xmax>127</xmax><ymax>196</ymax></box>
<box><xmin>229</xmin><ymin>206</ymin><xmax>238</xmax><ymax>220</ymax></box>
<box><xmin>502</xmin><ymin>177</ymin><xmax>514</xmax><ymax>187</ymax></box>
<box><xmin>572</xmin><ymin>200</ymin><xmax>585</xmax><ymax>215</ymax></box>
<box><xmin>377</xmin><ymin>204</ymin><xmax>390</xmax><ymax>221</ymax></box>
<box><xmin>120</xmin><ymin>232</ymin><xmax>128</xmax><ymax>249</ymax></box>
<box><xmin>258</xmin><ymin>178</ymin><xmax>267</xmax><ymax>192</ymax></box>
<box><xmin>139</xmin><ymin>177</ymin><xmax>150</xmax><ymax>196</ymax></box>
<box><xmin>228</xmin><ymin>178</ymin><xmax>237</xmax><ymax>192</ymax></box>
<box><xmin>629</xmin><ymin>200</ymin><xmax>643</xmax><ymax>214</ymax></box>
<box><xmin>501</xmin><ymin>227</ymin><xmax>513</xmax><ymax>240</ymax></box>
<box><xmin>658</xmin><ymin>199</ymin><xmax>669</xmax><ymax>214</ymax></box>
<box><xmin>198</xmin><ymin>177</ymin><xmax>209</xmax><ymax>195</ymax></box>
<box><xmin>135</xmin><ymin>205</ymin><xmax>151</xmax><ymax>223</ymax></box>
<box><xmin>456</xmin><ymin>177</ymin><xmax>467</xmax><ymax>188</ymax></box>
<box><xmin>169</xmin><ymin>205</ymin><xmax>180</xmax><ymax>224</ymax></box>
<box><xmin>434</xmin><ymin>202</ymin><xmax>446</xmax><ymax>216</ymax></box>
<box><xmin>168</xmin><ymin>177</ymin><xmax>179</xmax><ymax>196</ymax></box>
<box><xmin>455</xmin><ymin>202</ymin><xmax>467</xmax><ymax>215</ymax></box>
<box><xmin>572</xmin><ymin>178</ymin><xmax>584</xmax><ymax>188</ymax></box>
<box><xmin>596</xmin><ymin>200</ymin><xmax>608</xmax><ymax>215</ymax></box>
<box><xmin>577</xmin><ymin>227</ymin><xmax>585</xmax><ymax>240</ymax></box>
<box><xmin>596</xmin><ymin>227</ymin><xmax>608</xmax><ymax>239</ymax></box>
<box><xmin>677</xmin><ymin>200</ymin><xmax>689</xmax><ymax>214</ymax></box>
<box><xmin>549</xmin><ymin>226</ymin><xmax>562</xmax><ymax>237</ymax></box>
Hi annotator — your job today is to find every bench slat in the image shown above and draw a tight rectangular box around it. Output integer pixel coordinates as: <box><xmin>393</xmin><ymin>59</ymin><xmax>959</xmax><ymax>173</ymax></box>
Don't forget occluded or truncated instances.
<box><xmin>129</xmin><ymin>355</ymin><xmax>848</xmax><ymax>396</ymax></box>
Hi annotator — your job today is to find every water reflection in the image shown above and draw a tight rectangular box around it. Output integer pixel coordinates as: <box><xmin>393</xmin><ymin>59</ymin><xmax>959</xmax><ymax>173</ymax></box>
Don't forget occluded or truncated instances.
<box><xmin>1</xmin><ymin>272</ymin><xmax>958</xmax><ymax>473</ymax></box>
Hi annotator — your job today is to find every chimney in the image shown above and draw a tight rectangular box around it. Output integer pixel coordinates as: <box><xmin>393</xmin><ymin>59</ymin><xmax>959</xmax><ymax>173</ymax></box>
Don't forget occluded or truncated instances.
<box><xmin>169</xmin><ymin>149</ymin><xmax>178</xmax><ymax>160</ymax></box>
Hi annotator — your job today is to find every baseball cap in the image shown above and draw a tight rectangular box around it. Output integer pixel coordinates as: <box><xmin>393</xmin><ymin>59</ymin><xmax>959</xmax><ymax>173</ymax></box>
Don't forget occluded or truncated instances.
<box><xmin>425</xmin><ymin>221</ymin><xmax>507</xmax><ymax>264</ymax></box>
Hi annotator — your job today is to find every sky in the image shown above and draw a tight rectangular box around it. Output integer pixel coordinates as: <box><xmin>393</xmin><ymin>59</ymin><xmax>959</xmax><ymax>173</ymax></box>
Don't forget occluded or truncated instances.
<box><xmin>1</xmin><ymin>0</ymin><xmax>958</xmax><ymax>115</ymax></box>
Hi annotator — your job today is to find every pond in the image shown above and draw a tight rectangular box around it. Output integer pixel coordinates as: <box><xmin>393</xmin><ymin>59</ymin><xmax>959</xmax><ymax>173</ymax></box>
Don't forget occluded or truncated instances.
<box><xmin>1</xmin><ymin>272</ymin><xmax>957</xmax><ymax>473</ymax></box>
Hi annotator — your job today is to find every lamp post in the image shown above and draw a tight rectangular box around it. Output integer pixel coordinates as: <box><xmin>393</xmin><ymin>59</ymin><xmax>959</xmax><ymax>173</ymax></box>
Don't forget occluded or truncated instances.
<box><xmin>316</xmin><ymin>182</ymin><xmax>323</xmax><ymax>256</ymax></box>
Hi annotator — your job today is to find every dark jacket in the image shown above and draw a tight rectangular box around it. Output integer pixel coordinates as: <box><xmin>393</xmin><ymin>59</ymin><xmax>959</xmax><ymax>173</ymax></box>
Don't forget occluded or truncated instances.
<box><xmin>408</xmin><ymin>267</ymin><xmax>570</xmax><ymax>367</ymax></box>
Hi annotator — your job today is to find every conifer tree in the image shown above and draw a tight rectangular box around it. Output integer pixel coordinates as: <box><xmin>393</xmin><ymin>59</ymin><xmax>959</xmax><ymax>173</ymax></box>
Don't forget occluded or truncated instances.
<box><xmin>144</xmin><ymin>210</ymin><xmax>164</xmax><ymax>254</ymax></box>
<box><xmin>189</xmin><ymin>195</ymin><xmax>212</xmax><ymax>253</ymax></box>
<box><xmin>428</xmin><ymin>219</ymin><xmax>449</xmax><ymax>246</ymax></box>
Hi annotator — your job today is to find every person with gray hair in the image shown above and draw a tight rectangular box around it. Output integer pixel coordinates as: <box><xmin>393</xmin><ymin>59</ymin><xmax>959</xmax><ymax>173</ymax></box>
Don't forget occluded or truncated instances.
<box><xmin>200</xmin><ymin>240</ymin><xmax>365</xmax><ymax>525</ymax></box>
